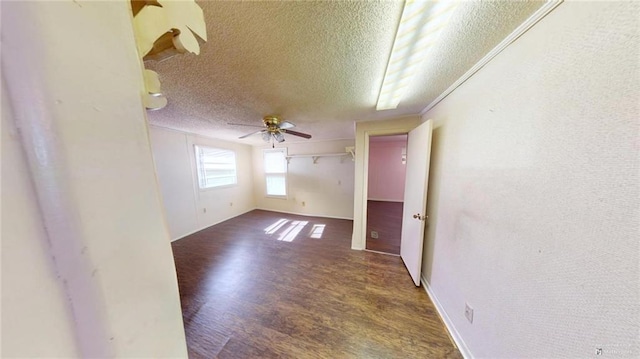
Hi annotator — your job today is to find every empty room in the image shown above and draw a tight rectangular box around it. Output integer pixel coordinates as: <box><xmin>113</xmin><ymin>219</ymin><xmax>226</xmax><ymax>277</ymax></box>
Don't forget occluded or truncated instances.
<box><xmin>2</xmin><ymin>0</ymin><xmax>638</xmax><ymax>358</ymax></box>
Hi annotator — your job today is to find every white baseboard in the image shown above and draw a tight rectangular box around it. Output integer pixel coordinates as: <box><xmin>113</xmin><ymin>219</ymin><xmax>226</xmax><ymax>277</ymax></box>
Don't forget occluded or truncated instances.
<box><xmin>171</xmin><ymin>207</ymin><xmax>257</xmax><ymax>242</ymax></box>
<box><xmin>255</xmin><ymin>207</ymin><xmax>353</xmax><ymax>221</ymax></box>
<box><xmin>421</xmin><ymin>274</ymin><xmax>473</xmax><ymax>359</ymax></box>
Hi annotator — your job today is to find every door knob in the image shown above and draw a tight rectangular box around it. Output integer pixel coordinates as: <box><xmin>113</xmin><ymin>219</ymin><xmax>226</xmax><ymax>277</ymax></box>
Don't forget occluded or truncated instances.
<box><xmin>413</xmin><ymin>213</ymin><xmax>427</xmax><ymax>221</ymax></box>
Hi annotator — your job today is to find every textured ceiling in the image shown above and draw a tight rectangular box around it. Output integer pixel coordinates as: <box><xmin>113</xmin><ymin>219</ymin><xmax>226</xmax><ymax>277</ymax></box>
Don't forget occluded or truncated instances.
<box><xmin>146</xmin><ymin>0</ymin><xmax>545</xmax><ymax>146</ymax></box>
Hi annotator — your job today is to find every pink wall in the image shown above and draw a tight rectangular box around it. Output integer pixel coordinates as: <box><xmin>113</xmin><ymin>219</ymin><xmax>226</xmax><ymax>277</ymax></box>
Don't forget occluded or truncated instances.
<box><xmin>367</xmin><ymin>136</ymin><xmax>407</xmax><ymax>201</ymax></box>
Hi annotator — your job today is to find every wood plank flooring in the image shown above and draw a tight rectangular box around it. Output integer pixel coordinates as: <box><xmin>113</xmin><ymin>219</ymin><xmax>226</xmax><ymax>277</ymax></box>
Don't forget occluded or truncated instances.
<box><xmin>366</xmin><ymin>200</ymin><xmax>404</xmax><ymax>255</ymax></box>
<box><xmin>172</xmin><ymin>210</ymin><xmax>460</xmax><ymax>358</ymax></box>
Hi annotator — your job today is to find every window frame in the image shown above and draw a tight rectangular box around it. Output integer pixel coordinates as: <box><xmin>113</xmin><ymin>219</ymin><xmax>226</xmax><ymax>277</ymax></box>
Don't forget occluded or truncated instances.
<box><xmin>193</xmin><ymin>144</ymin><xmax>238</xmax><ymax>191</ymax></box>
<box><xmin>263</xmin><ymin>148</ymin><xmax>288</xmax><ymax>199</ymax></box>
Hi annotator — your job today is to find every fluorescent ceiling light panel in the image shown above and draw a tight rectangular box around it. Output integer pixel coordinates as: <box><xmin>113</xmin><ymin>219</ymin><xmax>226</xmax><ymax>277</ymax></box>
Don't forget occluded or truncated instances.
<box><xmin>376</xmin><ymin>0</ymin><xmax>458</xmax><ymax>110</ymax></box>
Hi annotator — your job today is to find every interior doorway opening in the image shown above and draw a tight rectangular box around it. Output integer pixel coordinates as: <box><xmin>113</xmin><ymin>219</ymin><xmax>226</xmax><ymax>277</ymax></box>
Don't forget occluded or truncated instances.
<box><xmin>365</xmin><ymin>134</ymin><xmax>408</xmax><ymax>255</ymax></box>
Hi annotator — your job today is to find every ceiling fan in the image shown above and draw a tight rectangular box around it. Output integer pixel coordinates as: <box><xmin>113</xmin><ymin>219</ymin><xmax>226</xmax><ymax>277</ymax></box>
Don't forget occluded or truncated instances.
<box><xmin>230</xmin><ymin>115</ymin><xmax>312</xmax><ymax>145</ymax></box>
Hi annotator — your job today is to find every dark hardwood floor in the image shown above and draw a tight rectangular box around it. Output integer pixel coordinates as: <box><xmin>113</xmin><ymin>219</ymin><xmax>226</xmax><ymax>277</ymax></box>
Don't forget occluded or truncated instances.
<box><xmin>172</xmin><ymin>209</ymin><xmax>460</xmax><ymax>358</ymax></box>
<box><xmin>366</xmin><ymin>200</ymin><xmax>404</xmax><ymax>255</ymax></box>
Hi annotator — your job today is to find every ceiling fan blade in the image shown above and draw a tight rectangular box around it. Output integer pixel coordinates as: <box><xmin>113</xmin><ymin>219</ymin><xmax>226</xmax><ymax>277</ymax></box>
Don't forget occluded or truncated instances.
<box><xmin>278</xmin><ymin>121</ymin><xmax>295</xmax><ymax>130</ymax></box>
<box><xmin>283</xmin><ymin>129</ymin><xmax>312</xmax><ymax>139</ymax></box>
<box><xmin>239</xmin><ymin>130</ymin><xmax>265</xmax><ymax>139</ymax></box>
<box><xmin>228</xmin><ymin>122</ymin><xmax>265</xmax><ymax>128</ymax></box>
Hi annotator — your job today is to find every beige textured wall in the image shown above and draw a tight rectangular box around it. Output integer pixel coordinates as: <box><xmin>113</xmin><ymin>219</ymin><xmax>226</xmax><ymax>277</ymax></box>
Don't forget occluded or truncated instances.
<box><xmin>149</xmin><ymin>126</ymin><xmax>256</xmax><ymax>240</ymax></box>
<box><xmin>253</xmin><ymin>139</ymin><xmax>355</xmax><ymax>219</ymax></box>
<box><xmin>421</xmin><ymin>2</ymin><xmax>639</xmax><ymax>357</ymax></box>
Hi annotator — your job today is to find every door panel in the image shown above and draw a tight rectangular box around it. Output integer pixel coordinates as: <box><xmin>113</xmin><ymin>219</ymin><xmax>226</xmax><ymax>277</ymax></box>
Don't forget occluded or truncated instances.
<box><xmin>400</xmin><ymin>120</ymin><xmax>433</xmax><ymax>286</ymax></box>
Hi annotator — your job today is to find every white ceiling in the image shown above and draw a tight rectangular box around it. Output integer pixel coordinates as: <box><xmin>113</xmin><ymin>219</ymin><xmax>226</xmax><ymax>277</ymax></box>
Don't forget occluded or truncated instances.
<box><xmin>146</xmin><ymin>0</ymin><xmax>545</xmax><ymax>146</ymax></box>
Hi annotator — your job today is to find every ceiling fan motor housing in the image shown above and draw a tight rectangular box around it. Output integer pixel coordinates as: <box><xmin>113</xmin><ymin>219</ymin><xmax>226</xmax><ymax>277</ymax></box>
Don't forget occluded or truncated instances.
<box><xmin>263</xmin><ymin>115</ymin><xmax>281</xmax><ymax>128</ymax></box>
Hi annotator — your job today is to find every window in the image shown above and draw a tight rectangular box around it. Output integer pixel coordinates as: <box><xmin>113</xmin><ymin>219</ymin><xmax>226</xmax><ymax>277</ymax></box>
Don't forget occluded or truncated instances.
<box><xmin>194</xmin><ymin>145</ymin><xmax>237</xmax><ymax>189</ymax></box>
<box><xmin>264</xmin><ymin>148</ymin><xmax>287</xmax><ymax>197</ymax></box>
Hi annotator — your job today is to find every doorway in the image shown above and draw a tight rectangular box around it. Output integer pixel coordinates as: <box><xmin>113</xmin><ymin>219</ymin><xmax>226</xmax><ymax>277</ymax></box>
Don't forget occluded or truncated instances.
<box><xmin>365</xmin><ymin>134</ymin><xmax>408</xmax><ymax>255</ymax></box>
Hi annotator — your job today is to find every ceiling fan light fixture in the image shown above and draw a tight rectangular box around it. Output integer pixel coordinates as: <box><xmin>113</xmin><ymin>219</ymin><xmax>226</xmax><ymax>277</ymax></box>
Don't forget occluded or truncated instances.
<box><xmin>273</xmin><ymin>131</ymin><xmax>285</xmax><ymax>143</ymax></box>
<box><xmin>262</xmin><ymin>131</ymin><xmax>271</xmax><ymax>142</ymax></box>
<box><xmin>376</xmin><ymin>0</ymin><xmax>458</xmax><ymax>111</ymax></box>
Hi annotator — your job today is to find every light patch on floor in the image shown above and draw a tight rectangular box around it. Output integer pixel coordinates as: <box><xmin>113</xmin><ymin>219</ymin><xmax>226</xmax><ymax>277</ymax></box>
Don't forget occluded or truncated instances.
<box><xmin>277</xmin><ymin>221</ymin><xmax>308</xmax><ymax>242</ymax></box>
<box><xmin>309</xmin><ymin>224</ymin><xmax>326</xmax><ymax>239</ymax></box>
<box><xmin>264</xmin><ymin>219</ymin><xmax>289</xmax><ymax>235</ymax></box>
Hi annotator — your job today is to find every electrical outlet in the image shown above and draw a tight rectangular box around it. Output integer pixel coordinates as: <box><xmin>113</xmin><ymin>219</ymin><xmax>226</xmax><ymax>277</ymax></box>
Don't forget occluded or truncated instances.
<box><xmin>464</xmin><ymin>303</ymin><xmax>474</xmax><ymax>324</ymax></box>
<box><xmin>370</xmin><ymin>231</ymin><xmax>379</xmax><ymax>239</ymax></box>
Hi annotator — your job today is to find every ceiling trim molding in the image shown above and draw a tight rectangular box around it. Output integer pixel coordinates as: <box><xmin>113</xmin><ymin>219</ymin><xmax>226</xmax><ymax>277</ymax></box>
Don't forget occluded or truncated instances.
<box><xmin>420</xmin><ymin>0</ymin><xmax>563</xmax><ymax>116</ymax></box>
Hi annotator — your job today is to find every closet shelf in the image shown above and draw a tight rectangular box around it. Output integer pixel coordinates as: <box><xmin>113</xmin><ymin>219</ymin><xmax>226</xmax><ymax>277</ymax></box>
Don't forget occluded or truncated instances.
<box><xmin>286</xmin><ymin>152</ymin><xmax>354</xmax><ymax>164</ymax></box>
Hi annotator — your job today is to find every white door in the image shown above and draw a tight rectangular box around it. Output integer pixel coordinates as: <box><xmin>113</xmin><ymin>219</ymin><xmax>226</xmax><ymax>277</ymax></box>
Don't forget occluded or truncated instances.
<box><xmin>400</xmin><ymin>120</ymin><xmax>433</xmax><ymax>286</ymax></box>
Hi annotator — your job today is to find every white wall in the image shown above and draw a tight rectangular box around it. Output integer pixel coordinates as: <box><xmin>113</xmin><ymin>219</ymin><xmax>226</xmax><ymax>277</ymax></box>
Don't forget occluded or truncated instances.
<box><xmin>2</xmin><ymin>1</ymin><xmax>187</xmax><ymax>356</ymax></box>
<box><xmin>2</xmin><ymin>83</ymin><xmax>79</xmax><ymax>358</ymax></box>
<box><xmin>149</xmin><ymin>126</ymin><xmax>256</xmax><ymax>240</ymax></box>
<box><xmin>253</xmin><ymin>139</ymin><xmax>355</xmax><ymax>219</ymax></box>
<box><xmin>421</xmin><ymin>2</ymin><xmax>639</xmax><ymax>358</ymax></box>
